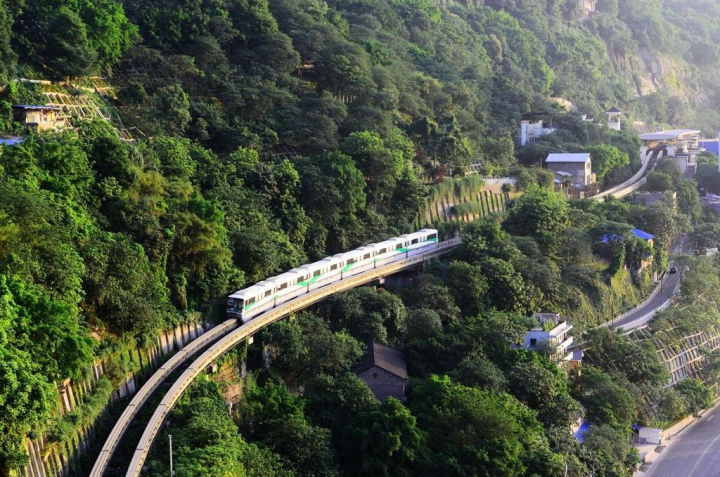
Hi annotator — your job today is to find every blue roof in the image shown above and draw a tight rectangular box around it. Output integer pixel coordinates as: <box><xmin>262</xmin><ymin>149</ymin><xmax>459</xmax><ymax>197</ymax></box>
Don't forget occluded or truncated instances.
<box><xmin>601</xmin><ymin>228</ymin><xmax>654</xmax><ymax>243</ymax></box>
<box><xmin>0</xmin><ymin>137</ymin><xmax>24</xmax><ymax>146</ymax></box>
<box><xmin>700</xmin><ymin>140</ymin><xmax>719</xmax><ymax>157</ymax></box>
<box><xmin>632</xmin><ymin>228</ymin><xmax>654</xmax><ymax>240</ymax></box>
<box><xmin>574</xmin><ymin>422</ymin><xmax>591</xmax><ymax>443</ymax></box>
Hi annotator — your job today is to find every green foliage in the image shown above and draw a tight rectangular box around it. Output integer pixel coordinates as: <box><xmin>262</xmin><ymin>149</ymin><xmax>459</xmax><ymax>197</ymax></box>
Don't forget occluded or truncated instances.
<box><xmin>12</xmin><ymin>0</ymin><xmax>136</xmax><ymax>78</ymax></box>
<box><xmin>267</xmin><ymin>312</ymin><xmax>364</xmax><ymax>384</ymax></box>
<box><xmin>325</xmin><ymin>287</ymin><xmax>407</xmax><ymax>344</ymax></box>
<box><xmin>503</xmin><ymin>186</ymin><xmax>569</xmax><ymax>253</ymax></box>
<box><xmin>571</xmin><ymin>366</ymin><xmax>635</xmax><ymax>432</ymax></box>
<box><xmin>0</xmin><ymin>273</ymin><xmax>94</xmax><ymax>472</ymax></box>
<box><xmin>587</xmin><ymin>144</ymin><xmax>630</xmax><ymax>185</ymax></box>
<box><xmin>145</xmin><ymin>377</ymin><xmax>292</xmax><ymax>477</ymax></box>
<box><xmin>410</xmin><ymin>375</ymin><xmax>564</xmax><ymax>477</ymax></box>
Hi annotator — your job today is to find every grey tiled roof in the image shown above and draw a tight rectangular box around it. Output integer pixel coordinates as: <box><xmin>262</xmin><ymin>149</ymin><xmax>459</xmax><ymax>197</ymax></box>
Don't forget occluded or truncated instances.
<box><xmin>356</xmin><ymin>341</ymin><xmax>408</xmax><ymax>379</ymax></box>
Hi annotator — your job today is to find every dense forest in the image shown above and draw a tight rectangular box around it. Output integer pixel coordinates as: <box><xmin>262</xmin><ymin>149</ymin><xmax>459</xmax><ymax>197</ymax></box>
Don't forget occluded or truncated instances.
<box><xmin>2</xmin><ymin>0</ymin><xmax>720</xmax><ymax>475</ymax></box>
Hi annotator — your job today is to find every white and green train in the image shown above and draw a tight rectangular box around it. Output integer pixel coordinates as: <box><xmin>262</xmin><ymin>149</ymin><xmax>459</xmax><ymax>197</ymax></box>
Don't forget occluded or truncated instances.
<box><xmin>227</xmin><ymin>228</ymin><xmax>439</xmax><ymax>321</ymax></box>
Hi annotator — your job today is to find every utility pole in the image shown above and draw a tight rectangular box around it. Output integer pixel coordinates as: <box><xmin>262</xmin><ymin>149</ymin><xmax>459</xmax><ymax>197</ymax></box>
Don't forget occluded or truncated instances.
<box><xmin>169</xmin><ymin>434</ymin><xmax>174</xmax><ymax>477</ymax></box>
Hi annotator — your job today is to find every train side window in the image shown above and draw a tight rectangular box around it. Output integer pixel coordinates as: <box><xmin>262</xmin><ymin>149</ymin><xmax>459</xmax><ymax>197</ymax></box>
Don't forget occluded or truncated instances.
<box><xmin>264</xmin><ymin>290</ymin><xmax>272</xmax><ymax>297</ymax></box>
<box><xmin>313</xmin><ymin>270</ymin><xmax>321</xmax><ymax>277</ymax></box>
<box><xmin>330</xmin><ymin>263</ymin><xmax>338</xmax><ymax>271</ymax></box>
<box><xmin>363</xmin><ymin>253</ymin><xmax>371</xmax><ymax>260</ymax></box>
<box><xmin>378</xmin><ymin>248</ymin><xmax>386</xmax><ymax>254</ymax></box>
<box><xmin>411</xmin><ymin>238</ymin><xmax>419</xmax><ymax>245</ymax></box>
<box><xmin>248</xmin><ymin>297</ymin><xmax>256</xmax><ymax>305</ymax></box>
<box><xmin>278</xmin><ymin>283</ymin><xmax>287</xmax><ymax>291</ymax></box>
<box><xmin>348</xmin><ymin>258</ymin><xmax>356</xmax><ymax>265</ymax></box>
<box><xmin>429</xmin><ymin>233</ymin><xmax>437</xmax><ymax>240</ymax></box>
<box><xmin>396</xmin><ymin>244</ymin><xmax>403</xmax><ymax>250</ymax></box>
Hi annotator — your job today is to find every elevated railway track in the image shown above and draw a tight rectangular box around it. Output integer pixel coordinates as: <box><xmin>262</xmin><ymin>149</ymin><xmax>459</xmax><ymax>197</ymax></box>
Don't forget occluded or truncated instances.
<box><xmin>92</xmin><ymin>238</ymin><xmax>460</xmax><ymax>476</ymax></box>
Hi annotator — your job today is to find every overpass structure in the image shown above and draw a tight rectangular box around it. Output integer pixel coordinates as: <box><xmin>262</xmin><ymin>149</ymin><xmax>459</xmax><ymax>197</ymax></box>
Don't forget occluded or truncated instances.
<box><xmin>91</xmin><ymin>238</ymin><xmax>460</xmax><ymax>477</ymax></box>
<box><xmin>591</xmin><ymin>148</ymin><xmax>660</xmax><ymax>201</ymax></box>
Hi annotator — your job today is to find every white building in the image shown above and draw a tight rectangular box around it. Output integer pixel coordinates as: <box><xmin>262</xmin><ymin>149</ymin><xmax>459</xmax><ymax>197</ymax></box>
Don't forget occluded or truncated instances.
<box><xmin>639</xmin><ymin>129</ymin><xmax>702</xmax><ymax>174</ymax></box>
<box><xmin>520</xmin><ymin>120</ymin><xmax>556</xmax><ymax>146</ymax></box>
<box><xmin>606</xmin><ymin>107</ymin><xmax>622</xmax><ymax>131</ymax></box>
<box><xmin>523</xmin><ymin>313</ymin><xmax>576</xmax><ymax>363</ymax></box>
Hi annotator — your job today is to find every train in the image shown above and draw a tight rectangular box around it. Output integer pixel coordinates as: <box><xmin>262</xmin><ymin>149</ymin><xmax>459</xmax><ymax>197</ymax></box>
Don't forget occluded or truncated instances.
<box><xmin>227</xmin><ymin>228</ymin><xmax>439</xmax><ymax>321</ymax></box>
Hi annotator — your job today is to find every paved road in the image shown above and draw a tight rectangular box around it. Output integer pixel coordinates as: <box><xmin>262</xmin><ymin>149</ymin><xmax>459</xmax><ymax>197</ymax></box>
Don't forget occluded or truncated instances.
<box><xmin>608</xmin><ymin>266</ymin><xmax>682</xmax><ymax>330</ymax></box>
<box><xmin>643</xmin><ymin>403</ymin><xmax>720</xmax><ymax>477</ymax></box>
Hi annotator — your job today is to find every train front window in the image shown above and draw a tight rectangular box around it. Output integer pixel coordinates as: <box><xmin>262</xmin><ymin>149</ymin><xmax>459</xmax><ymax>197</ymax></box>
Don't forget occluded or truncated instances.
<box><xmin>429</xmin><ymin>233</ymin><xmax>437</xmax><ymax>240</ymax></box>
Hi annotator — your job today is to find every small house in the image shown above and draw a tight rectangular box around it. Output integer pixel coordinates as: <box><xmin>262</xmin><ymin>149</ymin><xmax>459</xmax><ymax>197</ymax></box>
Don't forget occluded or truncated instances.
<box><xmin>545</xmin><ymin>153</ymin><xmax>596</xmax><ymax>188</ymax></box>
<box><xmin>356</xmin><ymin>342</ymin><xmax>408</xmax><ymax>402</ymax></box>
<box><xmin>607</xmin><ymin>107</ymin><xmax>622</xmax><ymax>131</ymax></box>
<box><xmin>523</xmin><ymin>313</ymin><xmax>576</xmax><ymax>363</ymax></box>
<box><xmin>12</xmin><ymin>104</ymin><xmax>62</xmax><ymax>132</ymax></box>
<box><xmin>637</xmin><ymin>426</ymin><xmax>662</xmax><ymax>445</ymax></box>
<box><xmin>520</xmin><ymin>120</ymin><xmax>556</xmax><ymax>146</ymax></box>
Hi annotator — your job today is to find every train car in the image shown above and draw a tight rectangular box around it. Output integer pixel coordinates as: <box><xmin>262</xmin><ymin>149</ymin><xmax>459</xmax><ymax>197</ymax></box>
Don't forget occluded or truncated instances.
<box><xmin>374</xmin><ymin>236</ymin><xmax>408</xmax><ymax>266</ymax></box>
<box><xmin>270</xmin><ymin>270</ymin><xmax>305</xmax><ymax>307</ymax></box>
<box><xmin>227</xmin><ymin>228</ymin><xmax>441</xmax><ymax>320</ymax></box>
<box><xmin>404</xmin><ymin>228</ymin><xmax>439</xmax><ymax>256</ymax></box>
<box><xmin>295</xmin><ymin>255</ymin><xmax>344</xmax><ymax>292</ymax></box>
<box><xmin>227</xmin><ymin>279</ymin><xmax>278</xmax><ymax>321</ymax></box>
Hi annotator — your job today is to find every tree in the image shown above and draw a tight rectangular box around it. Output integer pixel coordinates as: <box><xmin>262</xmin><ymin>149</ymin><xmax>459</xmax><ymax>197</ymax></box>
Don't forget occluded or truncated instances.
<box><xmin>503</xmin><ymin>186</ymin><xmax>569</xmax><ymax>253</ymax></box>
<box><xmin>340</xmin><ymin>130</ymin><xmax>412</xmax><ymax>207</ymax></box>
<box><xmin>582</xmin><ymin>424</ymin><xmax>639</xmax><ymax>477</ymax></box>
<box><xmin>677</xmin><ymin>180</ymin><xmax>701</xmax><ymax>222</ymax></box>
<box><xmin>571</xmin><ymin>367</ymin><xmax>635</xmax><ymax>432</ymax></box>
<box><xmin>326</xmin><ymin>287</ymin><xmax>407</xmax><ymax>343</ymax></box>
<box><xmin>587</xmin><ymin>144</ymin><xmax>630</xmax><ymax>185</ymax></box>
<box><xmin>410</xmin><ymin>375</ymin><xmax>564</xmax><ymax>477</ymax></box>
<box><xmin>153</xmin><ymin>85</ymin><xmax>191</xmax><ymax>136</ymax></box>
<box><xmin>645</xmin><ymin>171</ymin><xmax>674</xmax><ymax>192</ymax></box>
<box><xmin>339</xmin><ymin>398</ymin><xmax>425</xmax><ymax>477</ymax></box>
<box><xmin>270</xmin><ymin>313</ymin><xmax>364</xmax><ymax>382</ymax></box>
<box><xmin>445</xmin><ymin>260</ymin><xmax>488</xmax><ymax>316</ymax></box>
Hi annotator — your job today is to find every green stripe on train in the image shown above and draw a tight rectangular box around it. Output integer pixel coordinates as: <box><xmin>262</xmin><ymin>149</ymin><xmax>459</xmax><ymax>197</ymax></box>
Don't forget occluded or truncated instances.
<box><xmin>240</xmin><ymin>237</ymin><xmax>437</xmax><ymax>312</ymax></box>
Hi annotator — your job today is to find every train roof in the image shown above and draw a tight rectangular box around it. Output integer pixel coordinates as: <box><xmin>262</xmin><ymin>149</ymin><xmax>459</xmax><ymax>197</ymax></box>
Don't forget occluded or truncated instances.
<box><xmin>273</xmin><ymin>269</ymin><xmax>302</xmax><ymax>284</ymax></box>
<box><xmin>229</xmin><ymin>280</ymin><xmax>275</xmax><ymax>299</ymax></box>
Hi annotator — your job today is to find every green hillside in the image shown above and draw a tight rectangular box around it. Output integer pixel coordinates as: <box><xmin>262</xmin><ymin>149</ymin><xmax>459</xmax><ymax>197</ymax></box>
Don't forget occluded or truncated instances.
<box><xmin>1</xmin><ymin>0</ymin><xmax>720</xmax><ymax>475</ymax></box>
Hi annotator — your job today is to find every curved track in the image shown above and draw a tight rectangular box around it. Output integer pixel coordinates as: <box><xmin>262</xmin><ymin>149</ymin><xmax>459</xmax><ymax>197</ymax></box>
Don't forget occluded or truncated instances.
<box><xmin>89</xmin><ymin>319</ymin><xmax>239</xmax><ymax>476</ymax></box>
<box><xmin>592</xmin><ymin>148</ymin><xmax>659</xmax><ymax>201</ymax></box>
<box><xmin>89</xmin><ymin>239</ymin><xmax>459</xmax><ymax>476</ymax></box>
